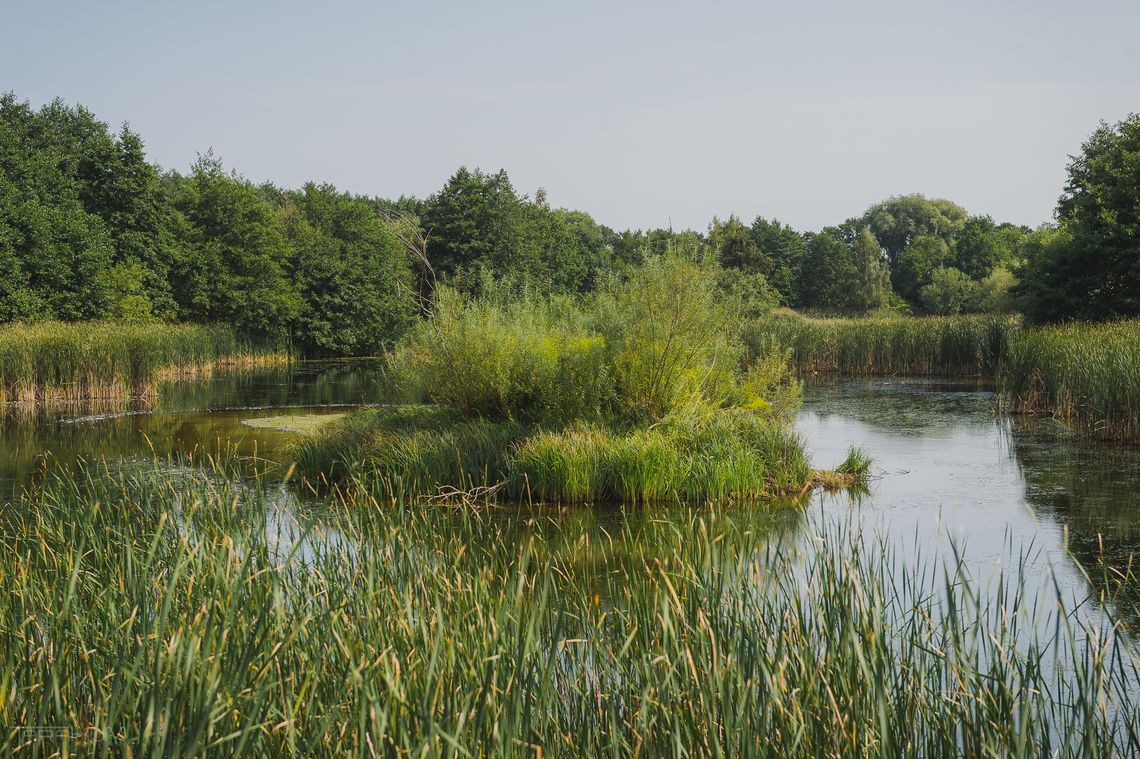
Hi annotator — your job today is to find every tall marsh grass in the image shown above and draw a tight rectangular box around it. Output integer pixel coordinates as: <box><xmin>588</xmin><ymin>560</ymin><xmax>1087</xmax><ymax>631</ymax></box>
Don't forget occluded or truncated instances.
<box><xmin>750</xmin><ymin>309</ymin><xmax>1018</xmax><ymax>376</ymax></box>
<box><xmin>1001</xmin><ymin>320</ymin><xmax>1140</xmax><ymax>441</ymax></box>
<box><xmin>750</xmin><ymin>310</ymin><xmax>1140</xmax><ymax>441</ymax></box>
<box><xmin>292</xmin><ymin>407</ymin><xmax>813</xmax><ymax>504</ymax></box>
<box><xmin>1</xmin><ymin>460</ymin><xmax>1137</xmax><ymax>755</ymax></box>
<box><xmin>0</xmin><ymin>321</ymin><xmax>289</xmax><ymax>407</ymax></box>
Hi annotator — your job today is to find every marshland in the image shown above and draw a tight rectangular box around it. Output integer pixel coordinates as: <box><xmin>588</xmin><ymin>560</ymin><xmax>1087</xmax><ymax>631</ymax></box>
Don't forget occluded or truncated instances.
<box><xmin>2</xmin><ymin>76</ymin><xmax>1140</xmax><ymax>757</ymax></box>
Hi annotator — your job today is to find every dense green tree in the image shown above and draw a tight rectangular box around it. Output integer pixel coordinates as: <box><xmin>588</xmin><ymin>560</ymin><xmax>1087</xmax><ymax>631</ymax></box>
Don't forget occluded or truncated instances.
<box><xmin>95</xmin><ymin>261</ymin><xmax>157</xmax><ymax>322</ymax></box>
<box><xmin>852</xmin><ymin>227</ymin><xmax>893</xmax><ymax>311</ymax></box>
<box><xmin>921</xmin><ymin>267</ymin><xmax>977</xmax><ymax>315</ymax></box>
<box><xmin>951</xmin><ymin>215</ymin><xmax>1020</xmax><ymax>280</ymax></box>
<box><xmin>749</xmin><ymin>217</ymin><xmax>805</xmax><ymax>306</ymax></box>
<box><xmin>862</xmin><ymin>194</ymin><xmax>967</xmax><ymax>270</ymax></box>
<box><xmin>551</xmin><ymin>209</ymin><xmax>612</xmax><ymax>290</ymax></box>
<box><xmin>520</xmin><ymin>205</ymin><xmax>592</xmax><ymax>291</ymax></box>
<box><xmin>1016</xmin><ymin>114</ymin><xmax>1140</xmax><ymax>322</ymax></box>
<box><xmin>168</xmin><ymin>153</ymin><xmax>301</xmax><ymax>339</ymax></box>
<box><xmin>718</xmin><ymin>269</ymin><xmax>779</xmax><ymax>318</ymax></box>
<box><xmin>421</xmin><ymin>167</ymin><xmax>531</xmax><ymax>281</ymax></box>
<box><xmin>971</xmin><ymin>265</ymin><xmax>1017</xmax><ymax>313</ymax></box>
<box><xmin>421</xmin><ymin>168</ymin><xmax>609</xmax><ymax>292</ymax></box>
<box><xmin>711</xmin><ymin>215</ymin><xmax>770</xmax><ymax>274</ymax></box>
<box><xmin>893</xmin><ymin>235</ymin><xmax>949</xmax><ymax>307</ymax></box>
<box><xmin>799</xmin><ymin>230</ymin><xmax>858</xmax><ymax>311</ymax></box>
<box><xmin>282</xmin><ymin>184</ymin><xmax>415</xmax><ymax>355</ymax></box>
<box><xmin>0</xmin><ymin>93</ymin><xmax>115</xmax><ymax>320</ymax></box>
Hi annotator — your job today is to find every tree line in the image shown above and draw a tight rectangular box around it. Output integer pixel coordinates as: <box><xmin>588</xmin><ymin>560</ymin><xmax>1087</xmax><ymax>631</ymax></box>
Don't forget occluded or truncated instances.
<box><xmin>1</xmin><ymin>91</ymin><xmax>1136</xmax><ymax>355</ymax></box>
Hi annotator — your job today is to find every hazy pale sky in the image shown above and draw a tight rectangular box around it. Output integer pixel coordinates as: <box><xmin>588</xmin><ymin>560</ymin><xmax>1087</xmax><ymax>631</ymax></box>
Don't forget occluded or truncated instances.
<box><xmin>4</xmin><ymin>0</ymin><xmax>1138</xmax><ymax>231</ymax></box>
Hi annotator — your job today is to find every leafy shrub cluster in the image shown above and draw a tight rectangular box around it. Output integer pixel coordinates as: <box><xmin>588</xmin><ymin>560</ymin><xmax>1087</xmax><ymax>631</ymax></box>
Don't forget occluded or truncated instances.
<box><xmin>388</xmin><ymin>257</ymin><xmax>799</xmax><ymax>426</ymax></box>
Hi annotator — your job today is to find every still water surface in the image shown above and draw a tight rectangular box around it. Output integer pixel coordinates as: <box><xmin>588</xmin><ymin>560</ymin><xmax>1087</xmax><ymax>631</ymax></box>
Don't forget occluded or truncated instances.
<box><xmin>2</xmin><ymin>363</ymin><xmax>1138</xmax><ymax>624</ymax></box>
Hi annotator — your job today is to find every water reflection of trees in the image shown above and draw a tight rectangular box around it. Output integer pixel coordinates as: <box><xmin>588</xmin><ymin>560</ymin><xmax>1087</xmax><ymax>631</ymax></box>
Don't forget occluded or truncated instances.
<box><xmin>0</xmin><ymin>361</ymin><xmax>386</xmax><ymax>497</ymax></box>
<box><xmin>157</xmin><ymin>360</ymin><xmax>386</xmax><ymax>412</ymax></box>
<box><xmin>1004</xmin><ymin>416</ymin><xmax>1140</xmax><ymax>625</ymax></box>
<box><xmin>802</xmin><ymin>377</ymin><xmax>998</xmax><ymax>436</ymax></box>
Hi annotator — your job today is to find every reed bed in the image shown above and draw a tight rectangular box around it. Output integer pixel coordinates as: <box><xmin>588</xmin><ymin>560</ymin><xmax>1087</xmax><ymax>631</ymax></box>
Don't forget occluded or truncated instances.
<box><xmin>1</xmin><ymin>459</ymin><xmax>1137</xmax><ymax>756</ymax></box>
<box><xmin>1000</xmin><ymin>320</ymin><xmax>1140</xmax><ymax>441</ymax></box>
<box><xmin>0</xmin><ymin>321</ymin><xmax>289</xmax><ymax>408</ymax></box>
<box><xmin>291</xmin><ymin>406</ymin><xmax>815</xmax><ymax>504</ymax></box>
<box><xmin>749</xmin><ymin>310</ymin><xmax>1018</xmax><ymax>376</ymax></box>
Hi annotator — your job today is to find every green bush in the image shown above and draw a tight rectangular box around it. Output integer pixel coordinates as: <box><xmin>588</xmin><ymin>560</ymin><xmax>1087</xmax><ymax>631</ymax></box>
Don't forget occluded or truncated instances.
<box><xmin>388</xmin><ymin>256</ymin><xmax>792</xmax><ymax>426</ymax></box>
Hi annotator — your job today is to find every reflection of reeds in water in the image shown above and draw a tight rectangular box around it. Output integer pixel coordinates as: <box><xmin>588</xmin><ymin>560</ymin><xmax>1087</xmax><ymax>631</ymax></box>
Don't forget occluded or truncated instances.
<box><xmin>0</xmin><ymin>321</ymin><xmax>289</xmax><ymax>413</ymax></box>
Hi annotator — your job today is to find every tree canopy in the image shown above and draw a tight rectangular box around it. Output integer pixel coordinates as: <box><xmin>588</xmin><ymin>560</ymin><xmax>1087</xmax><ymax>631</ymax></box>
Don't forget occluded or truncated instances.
<box><xmin>1015</xmin><ymin>113</ymin><xmax>1140</xmax><ymax>322</ymax></box>
<box><xmin>2</xmin><ymin>90</ymin><xmax>1131</xmax><ymax>353</ymax></box>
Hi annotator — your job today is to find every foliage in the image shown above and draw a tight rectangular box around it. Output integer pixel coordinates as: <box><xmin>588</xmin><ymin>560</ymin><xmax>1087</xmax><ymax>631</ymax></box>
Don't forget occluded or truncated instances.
<box><xmin>750</xmin><ymin>216</ymin><xmax>806</xmax><ymax>306</ymax></box>
<box><xmin>511</xmin><ymin>413</ymin><xmax>810</xmax><ymax>504</ymax></box>
<box><xmin>0</xmin><ymin>89</ymin><xmax>1131</xmax><ymax>354</ymax></box>
<box><xmin>282</xmin><ymin>183</ymin><xmax>415</xmax><ymax>356</ymax></box>
<box><xmin>836</xmin><ymin>444</ymin><xmax>873</xmax><ymax>478</ymax></box>
<box><xmin>852</xmin><ymin>227</ymin><xmax>892</xmax><ymax>312</ymax></box>
<box><xmin>798</xmin><ymin>230</ymin><xmax>858</xmax><ymax>311</ymax></box>
<box><xmin>710</xmin><ymin>215</ymin><xmax>769</xmax><ymax>274</ymax></box>
<box><xmin>861</xmin><ymin>194</ymin><xmax>967</xmax><ymax>269</ymax></box>
<box><xmin>920</xmin><ymin>266</ymin><xmax>978</xmax><ymax>315</ymax></box>
<box><xmin>797</xmin><ymin>228</ymin><xmax>895</xmax><ymax>314</ymax></box>
<box><xmin>0</xmin><ymin>94</ymin><xmax>116</xmax><ymax>321</ymax></box>
<box><xmin>893</xmin><ymin>235</ymin><xmax>950</xmax><ymax>306</ymax></box>
<box><xmin>951</xmin><ymin>215</ymin><xmax>1021</xmax><ymax>280</ymax></box>
<box><xmin>751</xmin><ymin>309</ymin><xmax>1018</xmax><ymax>376</ymax></box>
<box><xmin>717</xmin><ymin>268</ymin><xmax>780</xmax><ymax>319</ymax></box>
<box><xmin>389</xmin><ymin>257</ymin><xmax>773</xmax><ymax>427</ymax></box>
<box><xmin>421</xmin><ymin>167</ymin><xmax>610</xmax><ymax>294</ymax></box>
<box><xmin>0</xmin><ymin>320</ymin><xmax>287</xmax><ymax>405</ymax></box>
<box><xmin>312</xmin><ymin>257</ymin><xmax>810</xmax><ymax>501</ymax></box>
<box><xmin>972</xmin><ymin>264</ymin><xmax>1018</xmax><ymax>313</ymax></box>
<box><xmin>1016</xmin><ymin>114</ymin><xmax>1140</xmax><ymax>322</ymax></box>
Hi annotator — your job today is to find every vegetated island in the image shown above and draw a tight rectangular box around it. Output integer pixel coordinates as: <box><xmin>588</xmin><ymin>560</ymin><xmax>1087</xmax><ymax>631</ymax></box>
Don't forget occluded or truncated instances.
<box><xmin>291</xmin><ymin>258</ymin><xmax>870</xmax><ymax>503</ymax></box>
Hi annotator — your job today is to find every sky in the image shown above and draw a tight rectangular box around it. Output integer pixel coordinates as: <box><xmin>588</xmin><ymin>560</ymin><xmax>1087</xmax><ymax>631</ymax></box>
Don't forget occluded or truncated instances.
<box><xmin>4</xmin><ymin>0</ymin><xmax>1138</xmax><ymax>232</ymax></box>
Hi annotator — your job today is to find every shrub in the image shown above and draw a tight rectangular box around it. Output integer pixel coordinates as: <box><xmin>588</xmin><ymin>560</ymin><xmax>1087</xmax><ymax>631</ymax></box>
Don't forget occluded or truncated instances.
<box><xmin>388</xmin><ymin>257</ymin><xmax>794</xmax><ymax>427</ymax></box>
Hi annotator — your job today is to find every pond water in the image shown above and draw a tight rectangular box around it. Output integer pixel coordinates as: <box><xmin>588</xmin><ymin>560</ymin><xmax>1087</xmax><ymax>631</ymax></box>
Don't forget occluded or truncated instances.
<box><xmin>3</xmin><ymin>363</ymin><xmax>1139</xmax><ymax>624</ymax></box>
<box><xmin>801</xmin><ymin>376</ymin><xmax>1140</xmax><ymax>627</ymax></box>
<box><xmin>0</xmin><ymin>360</ymin><xmax>385</xmax><ymax>496</ymax></box>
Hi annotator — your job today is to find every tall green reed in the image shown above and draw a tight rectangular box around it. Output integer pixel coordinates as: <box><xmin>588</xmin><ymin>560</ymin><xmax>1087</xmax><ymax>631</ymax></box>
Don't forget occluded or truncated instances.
<box><xmin>1000</xmin><ymin>319</ymin><xmax>1140</xmax><ymax>441</ymax></box>
<box><xmin>749</xmin><ymin>309</ymin><xmax>1018</xmax><ymax>376</ymax></box>
<box><xmin>1</xmin><ymin>459</ymin><xmax>1136</xmax><ymax>756</ymax></box>
<box><xmin>0</xmin><ymin>321</ymin><xmax>289</xmax><ymax>407</ymax></box>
